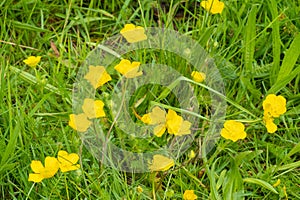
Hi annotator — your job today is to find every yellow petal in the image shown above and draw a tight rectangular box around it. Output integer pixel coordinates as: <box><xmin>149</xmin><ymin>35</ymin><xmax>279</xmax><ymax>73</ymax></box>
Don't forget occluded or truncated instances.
<box><xmin>43</xmin><ymin>157</ymin><xmax>59</xmax><ymax>178</ymax></box>
<box><xmin>166</xmin><ymin>110</ymin><xmax>183</xmax><ymax>134</ymax></box>
<box><xmin>84</xmin><ymin>65</ymin><xmax>112</xmax><ymax>89</ymax></box>
<box><xmin>263</xmin><ymin>94</ymin><xmax>287</xmax><ymax>117</ymax></box>
<box><xmin>200</xmin><ymin>0</ymin><xmax>224</xmax><ymax>14</ymax></box>
<box><xmin>183</xmin><ymin>190</ymin><xmax>198</xmax><ymax>200</ymax></box>
<box><xmin>191</xmin><ymin>71</ymin><xmax>206</xmax><ymax>83</ymax></box>
<box><xmin>30</xmin><ymin>160</ymin><xmax>44</xmax><ymax>174</ymax></box>
<box><xmin>220</xmin><ymin>120</ymin><xmax>247</xmax><ymax>142</ymax></box>
<box><xmin>273</xmin><ymin>179</ymin><xmax>281</xmax><ymax>187</ymax></box>
<box><xmin>23</xmin><ymin>56</ymin><xmax>41</xmax><ymax>67</ymax></box>
<box><xmin>58</xmin><ymin>150</ymin><xmax>80</xmax><ymax>173</ymax></box>
<box><xmin>149</xmin><ymin>107</ymin><xmax>166</xmax><ymax>125</ymax></box>
<box><xmin>28</xmin><ymin>173</ymin><xmax>44</xmax><ymax>183</ymax></box>
<box><xmin>149</xmin><ymin>155</ymin><xmax>174</xmax><ymax>172</ymax></box>
<box><xmin>82</xmin><ymin>98</ymin><xmax>106</xmax><ymax>119</ymax></box>
<box><xmin>263</xmin><ymin>114</ymin><xmax>277</xmax><ymax>133</ymax></box>
<box><xmin>68</xmin><ymin>113</ymin><xmax>92</xmax><ymax>132</ymax></box>
<box><xmin>175</xmin><ymin>120</ymin><xmax>192</xmax><ymax>136</ymax></box>
<box><xmin>141</xmin><ymin>113</ymin><xmax>152</xmax><ymax>124</ymax></box>
<box><xmin>120</xmin><ymin>24</ymin><xmax>147</xmax><ymax>43</ymax></box>
<box><xmin>153</xmin><ymin>124</ymin><xmax>167</xmax><ymax>137</ymax></box>
<box><xmin>114</xmin><ymin>59</ymin><xmax>143</xmax><ymax>78</ymax></box>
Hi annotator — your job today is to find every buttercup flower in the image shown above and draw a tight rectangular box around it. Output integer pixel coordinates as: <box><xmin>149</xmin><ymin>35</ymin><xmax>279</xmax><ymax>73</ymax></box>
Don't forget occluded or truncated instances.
<box><xmin>84</xmin><ymin>65</ymin><xmax>112</xmax><ymax>89</ymax></box>
<box><xmin>114</xmin><ymin>59</ymin><xmax>143</xmax><ymax>78</ymax></box>
<box><xmin>120</xmin><ymin>23</ymin><xmax>147</xmax><ymax>43</ymax></box>
<box><xmin>57</xmin><ymin>150</ymin><xmax>80</xmax><ymax>172</ymax></box>
<box><xmin>191</xmin><ymin>71</ymin><xmax>206</xmax><ymax>83</ymax></box>
<box><xmin>262</xmin><ymin>94</ymin><xmax>286</xmax><ymax>133</ymax></box>
<box><xmin>28</xmin><ymin>156</ymin><xmax>59</xmax><ymax>183</ymax></box>
<box><xmin>220</xmin><ymin>120</ymin><xmax>247</xmax><ymax>142</ymax></box>
<box><xmin>200</xmin><ymin>0</ymin><xmax>224</xmax><ymax>14</ymax></box>
<box><xmin>149</xmin><ymin>154</ymin><xmax>174</xmax><ymax>171</ymax></box>
<box><xmin>263</xmin><ymin>94</ymin><xmax>286</xmax><ymax>118</ymax></box>
<box><xmin>141</xmin><ymin>106</ymin><xmax>167</xmax><ymax>137</ymax></box>
<box><xmin>82</xmin><ymin>98</ymin><xmax>106</xmax><ymax>119</ymax></box>
<box><xmin>263</xmin><ymin>113</ymin><xmax>277</xmax><ymax>133</ymax></box>
<box><xmin>166</xmin><ymin>110</ymin><xmax>191</xmax><ymax>136</ymax></box>
<box><xmin>23</xmin><ymin>56</ymin><xmax>41</xmax><ymax>67</ymax></box>
<box><xmin>183</xmin><ymin>190</ymin><xmax>198</xmax><ymax>200</ymax></box>
<box><xmin>68</xmin><ymin>113</ymin><xmax>92</xmax><ymax>132</ymax></box>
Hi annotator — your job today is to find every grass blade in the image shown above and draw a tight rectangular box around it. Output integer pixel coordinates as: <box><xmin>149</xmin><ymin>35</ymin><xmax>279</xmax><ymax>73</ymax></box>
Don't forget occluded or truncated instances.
<box><xmin>243</xmin><ymin>178</ymin><xmax>278</xmax><ymax>194</ymax></box>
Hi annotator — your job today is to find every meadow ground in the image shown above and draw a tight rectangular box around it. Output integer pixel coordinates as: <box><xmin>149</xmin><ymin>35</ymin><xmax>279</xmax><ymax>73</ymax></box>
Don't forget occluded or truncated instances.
<box><xmin>0</xmin><ymin>0</ymin><xmax>300</xmax><ymax>199</ymax></box>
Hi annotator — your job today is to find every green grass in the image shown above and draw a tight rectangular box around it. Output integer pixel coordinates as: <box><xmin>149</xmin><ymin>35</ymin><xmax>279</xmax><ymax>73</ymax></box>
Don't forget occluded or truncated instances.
<box><xmin>1</xmin><ymin>0</ymin><xmax>300</xmax><ymax>199</ymax></box>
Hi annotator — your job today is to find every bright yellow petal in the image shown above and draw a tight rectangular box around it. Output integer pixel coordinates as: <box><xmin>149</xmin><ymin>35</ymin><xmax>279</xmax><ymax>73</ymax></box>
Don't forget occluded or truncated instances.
<box><xmin>28</xmin><ymin>173</ymin><xmax>44</xmax><ymax>183</ymax></box>
<box><xmin>263</xmin><ymin>94</ymin><xmax>287</xmax><ymax>117</ymax></box>
<box><xmin>141</xmin><ymin>113</ymin><xmax>152</xmax><ymax>124</ymax></box>
<box><xmin>43</xmin><ymin>156</ymin><xmax>59</xmax><ymax>178</ymax></box>
<box><xmin>153</xmin><ymin>124</ymin><xmax>166</xmax><ymax>137</ymax></box>
<box><xmin>120</xmin><ymin>24</ymin><xmax>147</xmax><ymax>43</ymax></box>
<box><xmin>201</xmin><ymin>0</ymin><xmax>224</xmax><ymax>14</ymax></box>
<box><xmin>149</xmin><ymin>155</ymin><xmax>174</xmax><ymax>172</ymax></box>
<box><xmin>166</xmin><ymin>110</ymin><xmax>183</xmax><ymax>134</ymax></box>
<box><xmin>183</xmin><ymin>190</ymin><xmax>198</xmax><ymax>200</ymax></box>
<box><xmin>68</xmin><ymin>113</ymin><xmax>92</xmax><ymax>132</ymax></box>
<box><xmin>191</xmin><ymin>71</ymin><xmax>206</xmax><ymax>83</ymax></box>
<box><xmin>30</xmin><ymin>160</ymin><xmax>44</xmax><ymax>173</ymax></box>
<box><xmin>84</xmin><ymin>65</ymin><xmax>112</xmax><ymax>89</ymax></box>
<box><xmin>114</xmin><ymin>59</ymin><xmax>142</xmax><ymax>78</ymax></box>
<box><xmin>82</xmin><ymin>98</ymin><xmax>106</xmax><ymax>119</ymax></box>
<box><xmin>221</xmin><ymin>120</ymin><xmax>247</xmax><ymax>142</ymax></box>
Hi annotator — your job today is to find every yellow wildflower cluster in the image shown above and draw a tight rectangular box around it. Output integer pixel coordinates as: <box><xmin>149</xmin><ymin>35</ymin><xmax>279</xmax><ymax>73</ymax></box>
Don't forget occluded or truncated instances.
<box><xmin>263</xmin><ymin>94</ymin><xmax>287</xmax><ymax>133</ymax></box>
<box><xmin>141</xmin><ymin>106</ymin><xmax>192</xmax><ymax>137</ymax></box>
<box><xmin>28</xmin><ymin>150</ymin><xmax>80</xmax><ymax>183</ymax></box>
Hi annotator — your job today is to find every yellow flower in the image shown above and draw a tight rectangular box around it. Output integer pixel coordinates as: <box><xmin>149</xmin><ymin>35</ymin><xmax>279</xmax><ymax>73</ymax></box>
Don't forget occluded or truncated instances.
<box><xmin>84</xmin><ymin>65</ymin><xmax>112</xmax><ymax>89</ymax></box>
<box><xmin>200</xmin><ymin>0</ymin><xmax>224</xmax><ymax>14</ymax></box>
<box><xmin>136</xmin><ymin>186</ymin><xmax>143</xmax><ymax>193</ymax></box>
<box><xmin>220</xmin><ymin>120</ymin><xmax>247</xmax><ymax>142</ymax></box>
<box><xmin>23</xmin><ymin>56</ymin><xmax>41</xmax><ymax>67</ymax></box>
<box><xmin>188</xmin><ymin>150</ymin><xmax>196</xmax><ymax>159</ymax></box>
<box><xmin>149</xmin><ymin>155</ymin><xmax>174</xmax><ymax>172</ymax></box>
<box><xmin>191</xmin><ymin>71</ymin><xmax>206</xmax><ymax>83</ymax></box>
<box><xmin>114</xmin><ymin>59</ymin><xmax>143</xmax><ymax>78</ymax></box>
<box><xmin>82</xmin><ymin>98</ymin><xmax>106</xmax><ymax>119</ymax></box>
<box><xmin>68</xmin><ymin>113</ymin><xmax>92</xmax><ymax>132</ymax></box>
<box><xmin>28</xmin><ymin>157</ymin><xmax>59</xmax><ymax>183</ymax></box>
<box><xmin>263</xmin><ymin>94</ymin><xmax>286</xmax><ymax>118</ymax></box>
<box><xmin>120</xmin><ymin>23</ymin><xmax>147</xmax><ymax>43</ymax></box>
<box><xmin>166</xmin><ymin>110</ymin><xmax>191</xmax><ymax>136</ymax></box>
<box><xmin>141</xmin><ymin>106</ymin><xmax>167</xmax><ymax>137</ymax></box>
<box><xmin>183</xmin><ymin>190</ymin><xmax>198</xmax><ymax>200</ymax></box>
<box><xmin>263</xmin><ymin>113</ymin><xmax>277</xmax><ymax>133</ymax></box>
<box><xmin>57</xmin><ymin>150</ymin><xmax>80</xmax><ymax>172</ymax></box>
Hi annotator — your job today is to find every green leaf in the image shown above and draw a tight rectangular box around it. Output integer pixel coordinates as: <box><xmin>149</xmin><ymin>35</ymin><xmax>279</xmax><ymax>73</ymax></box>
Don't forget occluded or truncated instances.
<box><xmin>286</xmin><ymin>142</ymin><xmax>300</xmax><ymax>158</ymax></box>
<box><xmin>243</xmin><ymin>178</ymin><xmax>278</xmax><ymax>194</ymax></box>
<box><xmin>277</xmin><ymin>161</ymin><xmax>300</xmax><ymax>171</ymax></box>
<box><xmin>244</xmin><ymin>6</ymin><xmax>257</xmax><ymax>72</ymax></box>
<box><xmin>268</xmin><ymin>0</ymin><xmax>281</xmax><ymax>83</ymax></box>
<box><xmin>240</xmin><ymin>76</ymin><xmax>262</xmax><ymax>100</ymax></box>
<box><xmin>268</xmin><ymin>65</ymin><xmax>300</xmax><ymax>94</ymax></box>
<box><xmin>235</xmin><ymin>150</ymin><xmax>263</xmax><ymax>166</ymax></box>
<box><xmin>276</xmin><ymin>33</ymin><xmax>300</xmax><ymax>81</ymax></box>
